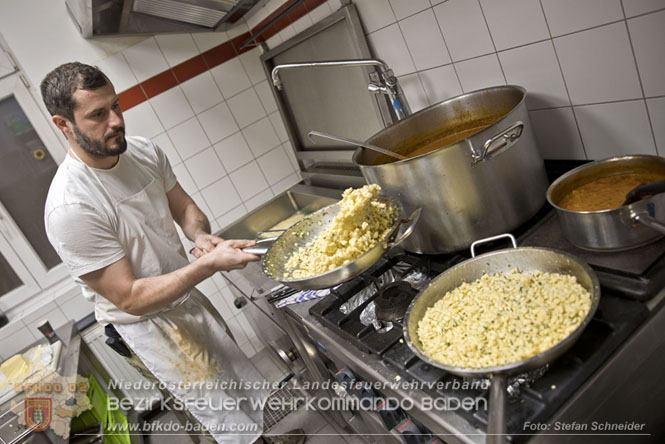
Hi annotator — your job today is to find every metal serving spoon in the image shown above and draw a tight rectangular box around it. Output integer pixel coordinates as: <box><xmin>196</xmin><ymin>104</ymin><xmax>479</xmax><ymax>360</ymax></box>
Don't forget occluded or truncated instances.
<box><xmin>308</xmin><ymin>130</ymin><xmax>407</xmax><ymax>161</ymax></box>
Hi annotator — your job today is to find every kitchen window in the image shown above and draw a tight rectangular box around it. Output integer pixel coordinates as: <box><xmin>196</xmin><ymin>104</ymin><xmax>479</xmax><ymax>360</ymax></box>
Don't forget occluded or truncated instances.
<box><xmin>0</xmin><ymin>64</ymin><xmax>68</xmax><ymax>312</ymax></box>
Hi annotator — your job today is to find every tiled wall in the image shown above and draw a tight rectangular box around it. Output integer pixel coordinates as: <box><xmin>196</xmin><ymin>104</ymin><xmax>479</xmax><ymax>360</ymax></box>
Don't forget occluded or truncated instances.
<box><xmin>1</xmin><ymin>0</ymin><xmax>664</xmax><ymax>359</ymax></box>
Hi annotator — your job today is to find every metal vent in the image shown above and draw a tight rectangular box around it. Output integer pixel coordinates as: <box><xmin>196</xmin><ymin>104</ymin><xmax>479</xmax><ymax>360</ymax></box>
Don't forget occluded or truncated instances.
<box><xmin>133</xmin><ymin>0</ymin><xmax>237</xmax><ymax>28</ymax></box>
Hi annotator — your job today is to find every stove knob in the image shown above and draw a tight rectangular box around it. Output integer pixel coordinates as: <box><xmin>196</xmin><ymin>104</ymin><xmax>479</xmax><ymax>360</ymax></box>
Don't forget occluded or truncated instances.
<box><xmin>396</xmin><ymin>418</ymin><xmax>427</xmax><ymax>444</ymax></box>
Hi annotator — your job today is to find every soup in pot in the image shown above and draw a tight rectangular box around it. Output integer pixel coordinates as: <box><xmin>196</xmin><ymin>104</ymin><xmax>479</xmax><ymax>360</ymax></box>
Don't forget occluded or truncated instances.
<box><xmin>558</xmin><ymin>172</ymin><xmax>665</xmax><ymax>211</ymax></box>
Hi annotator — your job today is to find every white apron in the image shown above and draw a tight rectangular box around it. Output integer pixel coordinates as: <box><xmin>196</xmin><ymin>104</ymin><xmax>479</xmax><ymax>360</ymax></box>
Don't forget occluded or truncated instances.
<box><xmin>72</xmin><ymin>150</ymin><xmax>268</xmax><ymax>443</ymax></box>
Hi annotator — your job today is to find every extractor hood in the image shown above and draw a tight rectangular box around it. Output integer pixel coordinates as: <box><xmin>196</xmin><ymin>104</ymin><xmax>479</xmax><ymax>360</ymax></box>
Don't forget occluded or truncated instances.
<box><xmin>66</xmin><ymin>0</ymin><xmax>263</xmax><ymax>38</ymax></box>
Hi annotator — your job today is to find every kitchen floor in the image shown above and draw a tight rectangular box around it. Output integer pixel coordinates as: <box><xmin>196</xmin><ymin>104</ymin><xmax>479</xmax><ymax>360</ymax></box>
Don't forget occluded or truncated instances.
<box><xmin>143</xmin><ymin>348</ymin><xmax>365</xmax><ymax>444</ymax></box>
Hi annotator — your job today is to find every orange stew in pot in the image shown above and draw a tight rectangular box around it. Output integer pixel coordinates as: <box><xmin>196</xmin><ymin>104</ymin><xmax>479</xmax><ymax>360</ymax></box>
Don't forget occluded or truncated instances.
<box><xmin>558</xmin><ymin>172</ymin><xmax>665</xmax><ymax>211</ymax></box>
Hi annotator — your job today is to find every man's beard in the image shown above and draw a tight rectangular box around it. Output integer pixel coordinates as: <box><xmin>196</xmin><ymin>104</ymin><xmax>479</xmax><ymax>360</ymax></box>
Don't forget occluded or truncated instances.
<box><xmin>73</xmin><ymin>125</ymin><xmax>127</xmax><ymax>157</ymax></box>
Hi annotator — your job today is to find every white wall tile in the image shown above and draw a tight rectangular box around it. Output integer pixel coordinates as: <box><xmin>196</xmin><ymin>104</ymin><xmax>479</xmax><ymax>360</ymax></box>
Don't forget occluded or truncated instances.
<box><xmin>389</xmin><ymin>0</ymin><xmax>430</xmax><ymax>20</ymax></box>
<box><xmin>149</xmin><ymin>87</ymin><xmax>195</xmax><ymax>130</ymax></box>
<box><xmin>155</xmin><ymin>34</ymin><xmax>200</xmax><ymax>67</ymax></box>
<box><xmin>309</xmin><ymin>2</ymin><xmax>333</xmax><ymax>24</ymax></box>
<box><xmin>266</xmin><ymin>34</ymin><xmax>283</xmax><ymax>50</ymax></box>
<box><xmin>196</xmin><ymin>278</ymin><xmax>217</xmax><ymax>297</ymax></box>
<box><xmin>191</xmin><ymin>31</ymin><xmax>230</xmax><ymax>53</ymax></box>
<box><xmin>96</xmin><ymin>52</ymin><xmax>138</xmax><ymax>93</ymax></box>
<box><xmin>433</xmin><ymin>0</ymin><xmax>495</xmax><ymax>62</ymax></box>
<box><xmin>243</xmin><ymin>117</ymin><xmax>281</xmax><ymax>157</ymax></box>
<box><xmin>257</xmin><ymin>146</ymin><xmax>294</xmax><ymax>185</ymax></box>
<box><xmin>622</xmin><ymin>0</ymin><xmax>665</xmax><ymax>17</ymax></box>
<box><xmin>180</xmin><ymin>72</ymin><xmax>224</xmax><ymax>114</ymax></box>
<box><xmin>398</xmin><ymin>73</ymin><xmax>430</xmax><ymax>112</ymax></box>
<box><xmin>210</xmin><ymin>58</ymin><xmax>253</xmax><ymax>99</ymax></box>
<box><xmin>367</xmin><ymin>24</ymin><xmax>416</xmax><ymax>76</ymax></box>
<box><xmin>529</xmin><ymin>107</ymin><xmax>586</xmax><ymax>160</ymax></box>
<box><xmin>243</xmin><ymin>188</ymin><xmax>275</xmax><ymax>212</ymax></box>
<box><xmin>172</xmin><ymin>163</ymin><xmax>197</xmax><ymax>195</ymax></box>
<box><xmin>226</xmin><ymin>317</ymin><xmax>250</xmax><ymax>348</ymax></box>
<box><xmin>236</xmin><ymin>311</ymin><xmax>256</xmax><ymax>340</ymax></box>
<box><xmin>455</xmin><ymin>54</ymin><xmax>506</xmax><ymax>92</ymax></box>
<box><xmin>239</xmin><ymin>48</ymin><xmax>268</xmax><ymax>85</ymax></box>
<box><xmin>418</xmin><ymin>64</ymin><xmax>463</xmax><ymax>104</ymax></box>
<box><xmin>255</xmin><ymin>81</ymin><xmax>279</xmax><ymax>114</ymax></box>
<box><xmin>292</xmin><ymin>14</ymin><xmax>314</xmax><ymax>34</ymax></box>
<box><xmin>541</xmin><ymin>0</ymin><xmax>624</xmax><ymax>37</ymax></box>
<box><xmin>229</xmin><ymin>161</ymin><xmax>270</xmax><ymax>200</ymax></box>
<box><xmin>124</xmin><ymin>102</ymin><xmax>164</xmax><ymax>139</ymax></box>
<box><xmin>227</xmin><ymin>88</ymin><xmax>267</xmax><ymax>128</ymax></box>
<box><xmin>575</xmin><ymin>100</ymin><xmax>657</xmax><ymax>159</ymax></box>
<box><xmin>198</xmin><ymin>102</ymin><xmax>240</xmax><ymax>144</ymax></box>
<box><xmin>216</xmin><ymin>204</ymin><xmax>250</xmax><ymax>231</ymax></box>
<box><xmin>399</xmin><ymin>9</ymin><xmax>451</xmax><ymax>71</ymax></box>
<box><xmin>554</xmin><ymin>23</ymin><xmax>642</xmax><ymax>105</ymax></box>
<box><xmin>329</xmin><ymin>0</ymin><xmax>343</xmax><ymax>11</ymax></box>
<box><xmin>647</xmin><ymin>97</ymin><xmax>665</xmax><ymax>155</ymax></box>
<box><xmin>498</xmin><ymin>41</ymin><xmax>570</xmax><ymax>109</ymax></box>
<box><xmin>185</xmin><ymin>147</ymin><xmax>226</xmax><ymax>189</ymax></box>
<box><xmin>271</xmin><ymin>171</ymin><xmax>302</xmax><ymax>195</ymax></box>
<box><xmin>214</xmin><ymin>132</ymin><xmax>255</xmax><ymax>173</ymax></box>
<box><xmin>627</xmin><ymin>10</ymin><xmax>665</xmax><ymax>97</ymax></box>
<box><xmin>0</xmin><ymin>325</ymin><xmax>39</xmax><ymax>358</ymax></box>
<box><xmin>123</xmin><ymin>37</ymin><xmax>170</xmax><ymax>82</ymax></box>
<box><xmin>201</xmin><ymin>177</ymin><xmax>243</xmax><ymax>217</ymax></box>
<box><xmin>167</xmin><ymin>117</ymin><xmax>211</xmax><ymax>159</ymax></box>
<box><xmin>281</xmin><ymin>141</ymin><xmax>299</xmax><ymax>171</ymax></box>
<box><xmin>354</xmin><ymin>0</ymin><xmax>397</xmax><ymax>33</ymax></box>
<box><xmin>153</xmin><ymin>132</ymin><xmax>182</xmax><ymax>166</ymax></box>
<box><xmin>57</xmin><ymin>296</ymin><xmax>95</xmax><ymax>322</ymax></box>
<box><xmin>227</xmin><ymin>22</ymin><xmax>250</xmax><ymax>39</ymax></box>
<box><xmin>269</xmin><ymin>112</ymin><xmax>290</xmax><ymax>143</ymax></box>
<box><xmin>278</xmin><ymin>25</ymin><xmax>297</xmax><ymax>42</ymax></box>
<box><xmin>250</xmin><ymin>336</ymin><xmax>265</xmax><ymax>353</ymax></box>
<box><xmin>480</xmin><ymin>0</ymin><xmax>550</xmax><ymax>51</ymax></box>
<box><xmin>21</xmin><ymin>302</ymin><xmax>68</xmax><ymax>331</ymax></box>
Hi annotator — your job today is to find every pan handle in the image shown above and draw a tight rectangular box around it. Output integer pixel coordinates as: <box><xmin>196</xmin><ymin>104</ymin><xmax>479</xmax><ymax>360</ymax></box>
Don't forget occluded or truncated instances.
<box><xmin>631</xmin><ymin>203</ymin><xmax>665</xmax><ymax>235</ymax></box>
<box><xmin>471</xmin><ymin>121</ymin><xmax>523</xmax><ymax>164</ymax></box>
<box><xmin>470</xmin><ymin>233</ymin><xmax>517</xmax><ymax>258</ymax></box>
<box><xmin>487</xmin><ymin>374</ymin><xmax>508</xmax><ymax>444</ymax></box>
<box><xmin>242</xmin><ymin>236</ymin><xmax>279</xmax><ymax>255</ymax></box>
<box><xmin>386</xmin><ymin>208</ymin><xmax>422</xmax><ymax>248</ymax></box>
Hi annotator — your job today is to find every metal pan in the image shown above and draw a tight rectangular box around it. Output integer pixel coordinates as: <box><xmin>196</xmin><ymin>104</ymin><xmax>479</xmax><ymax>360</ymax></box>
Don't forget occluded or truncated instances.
<box><xmin>245</xmin><ymin>197</ymin><xmax>421</xmax><ymax>290</ymax></box>
<box><xmin>403</xmin><ymin>234</ymin><xmax>600</xmax><ymax>444</ymax></box>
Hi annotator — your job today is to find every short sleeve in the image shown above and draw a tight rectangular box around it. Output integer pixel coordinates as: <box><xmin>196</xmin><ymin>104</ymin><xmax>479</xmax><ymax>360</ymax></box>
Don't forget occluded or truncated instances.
<box><xmin>45</xmin><ymin>203</ymin><xmax>125</xmax><ymax>277</ymax></box>
<box><xmin>152</xmin><ymin>141</ymin><xmax>178</xmax><ymax>192</ymax></box>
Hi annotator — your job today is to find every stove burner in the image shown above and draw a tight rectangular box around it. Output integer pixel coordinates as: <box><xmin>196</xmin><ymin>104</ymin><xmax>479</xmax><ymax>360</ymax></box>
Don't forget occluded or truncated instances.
<box><xmin>374</xmin><ymin>281</ymin><xmax>418</xmax><ymax>322</ymax></box>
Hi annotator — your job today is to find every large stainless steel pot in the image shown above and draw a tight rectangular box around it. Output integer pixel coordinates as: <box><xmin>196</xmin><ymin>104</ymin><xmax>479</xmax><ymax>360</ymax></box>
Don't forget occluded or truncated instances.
<box><xmin>547</xmin><ymin>155</ymin><xmax>665</xmax><ymax>251</ymax></box>
<box><xmin>352</xmin><ymin>85</ymin><xmax>548</xmax><ymax>254</ymax></box>
<box><xmin>404</xmin><ymin>234</ymin><xmax>601</xmax><ymax>444</ymax></box>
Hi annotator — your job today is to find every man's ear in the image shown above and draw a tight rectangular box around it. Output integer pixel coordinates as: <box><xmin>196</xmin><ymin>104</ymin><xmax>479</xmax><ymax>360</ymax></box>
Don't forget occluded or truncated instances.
<box><xmin>52</xmin><ymin>115</ymin><xmax>72</xmax><ymax>138</ymax></box>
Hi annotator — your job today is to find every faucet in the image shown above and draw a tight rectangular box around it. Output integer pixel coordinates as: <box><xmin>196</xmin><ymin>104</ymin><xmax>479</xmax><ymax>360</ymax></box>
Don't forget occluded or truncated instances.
<box><xmin>271</xmin><ymin>59</ymin><xmax>411</xmax><ymax>123</ymax></box>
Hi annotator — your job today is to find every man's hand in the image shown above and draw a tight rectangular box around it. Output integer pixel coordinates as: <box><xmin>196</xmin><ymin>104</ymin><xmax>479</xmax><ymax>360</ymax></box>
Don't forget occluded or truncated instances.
<box><xmin>202</xmin><ymin>239</ymin><xmax>261</xmax><ymax>271</ymax></box>
<box><xmin>191</xmin><ymin>233</ymin><xmax>223</xmax><ymax>258</ymax></box>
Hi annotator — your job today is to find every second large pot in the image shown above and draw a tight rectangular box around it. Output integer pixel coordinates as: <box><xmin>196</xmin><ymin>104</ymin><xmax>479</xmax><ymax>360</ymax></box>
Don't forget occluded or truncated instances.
<box><xmin>353</xmin><ymin>85</ymin><xmax>548</xmax><ymax>254</ymax></box>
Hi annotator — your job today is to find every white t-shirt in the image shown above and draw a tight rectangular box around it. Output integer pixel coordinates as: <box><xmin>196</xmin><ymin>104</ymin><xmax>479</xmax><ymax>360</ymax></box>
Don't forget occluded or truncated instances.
<box><xmin>45</xmin><ymin>136</ymin><xmax>187</xmax><ymax>324</ymax></box>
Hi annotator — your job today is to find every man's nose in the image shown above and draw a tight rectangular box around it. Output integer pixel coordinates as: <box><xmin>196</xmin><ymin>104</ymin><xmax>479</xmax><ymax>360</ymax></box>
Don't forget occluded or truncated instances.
<box><xmin>108</xmin><ymin>108</ymin><xmax>124</xmax><ymax>129</ymax></box>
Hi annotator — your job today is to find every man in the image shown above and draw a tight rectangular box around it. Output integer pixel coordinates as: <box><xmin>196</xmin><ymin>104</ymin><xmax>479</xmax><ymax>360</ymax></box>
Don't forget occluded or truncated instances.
<box><xmin>41</xmin><ymin>62</ymin><xmax>302</xmax><ymax>444</ymax></box>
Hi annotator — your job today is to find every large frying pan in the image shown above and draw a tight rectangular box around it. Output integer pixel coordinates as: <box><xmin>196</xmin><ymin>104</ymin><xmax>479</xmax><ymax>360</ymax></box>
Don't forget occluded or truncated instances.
<box><xmin>403</xmin><ymin>234</ymin><xmax>601</xmax><ymax>444</ymax></box>
<box><xmin>244</xmin><ymin>197</ymin><xmax>421</xmax><ymax>290</ymax></box>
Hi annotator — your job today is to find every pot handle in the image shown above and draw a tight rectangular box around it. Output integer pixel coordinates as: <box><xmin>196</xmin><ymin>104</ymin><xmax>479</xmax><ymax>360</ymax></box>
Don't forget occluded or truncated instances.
<box><xmin>242</xmin><ymin>235</ymin><xmax>280</xmax><ymax>255</ymax></box>
<box><xmin>470</xmin><ymin>233</ymin><xmax>517</xmax><ymax>258</ymax></box>
<box><xmin>386</xmin><ymin>208</ymin><xmax>422</xmax><ymax>248</ymax></box>
<box><xmin>487</xmin><ymin>373</ymin><xmax>508</xmax><ymax>444</ymax></box>
<box><xmin>472</xmin><ymin>121</ymin><xmax>524</xmax><ymax>163</ymax></box>
<box><xmin>631</xmin><ymin>203</ymin><xmax>665</xmax><ymax>235</ymax></box>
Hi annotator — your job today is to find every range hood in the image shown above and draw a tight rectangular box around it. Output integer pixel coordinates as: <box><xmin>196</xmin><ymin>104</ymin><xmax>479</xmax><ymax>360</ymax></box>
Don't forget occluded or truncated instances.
<box><xmin>66</xmin><ymin>0</ymin><xmax>263</xmax><ymax>37</ymax></box>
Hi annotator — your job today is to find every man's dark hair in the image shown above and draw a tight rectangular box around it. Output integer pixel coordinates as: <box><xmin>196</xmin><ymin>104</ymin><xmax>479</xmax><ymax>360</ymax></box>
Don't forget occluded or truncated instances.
<box><xmin>40</xmin><ymin>62</ymin><xmax>109</xmax><ymax>122</ymax></box>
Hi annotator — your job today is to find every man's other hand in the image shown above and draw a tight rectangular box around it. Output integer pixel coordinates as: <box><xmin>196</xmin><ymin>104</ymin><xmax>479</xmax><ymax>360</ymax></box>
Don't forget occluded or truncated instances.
<box><xmin>191</xmin><ymin>234</ymin><xmax>223</xmax><ymax>258</ymax></box>
<box><xmin>204</xmin><ymin>239</ymin><xmax>261</xmax><ymax>271</ymax></box>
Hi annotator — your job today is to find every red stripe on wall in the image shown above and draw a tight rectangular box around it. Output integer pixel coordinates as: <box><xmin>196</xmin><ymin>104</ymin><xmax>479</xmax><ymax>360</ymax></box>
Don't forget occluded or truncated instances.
<box><xmin>117</xmin><ymin>0</ymin><xmax>328</xmax><ymax>111</ymax></box>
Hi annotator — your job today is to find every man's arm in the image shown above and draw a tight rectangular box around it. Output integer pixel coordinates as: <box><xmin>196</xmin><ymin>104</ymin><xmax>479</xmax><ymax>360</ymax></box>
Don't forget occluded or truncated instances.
<box><xmin>80</xmin><ymin>239</ymin><xmax>259</xmax><ymax>316</ymax></box>
<box><xmin>166</xmin><ymin>183</ymin><xmax>219</xmax><ymax>257</ymax></box>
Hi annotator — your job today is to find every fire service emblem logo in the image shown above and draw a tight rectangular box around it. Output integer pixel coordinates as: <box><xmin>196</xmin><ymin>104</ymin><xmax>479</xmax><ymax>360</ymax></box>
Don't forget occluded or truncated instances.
<box><xmin>25</xmin><ymin>398</ymin><xmax>52</xmax><ymax>432</ymax></box>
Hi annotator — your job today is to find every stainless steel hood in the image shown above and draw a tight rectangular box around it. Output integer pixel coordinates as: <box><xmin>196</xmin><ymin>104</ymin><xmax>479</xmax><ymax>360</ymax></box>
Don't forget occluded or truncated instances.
<box><xmin>66</xmin><ymin>0</ymin><xmax>263</xmax><ymax>37</ymax></box>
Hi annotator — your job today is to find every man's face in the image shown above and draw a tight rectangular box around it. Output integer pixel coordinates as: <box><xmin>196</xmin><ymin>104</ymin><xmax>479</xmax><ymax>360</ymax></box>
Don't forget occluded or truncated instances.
<box><xmin>70</xmin><ymin>82</ymin><xmax>127</xmax><ymax>157</ymax></box>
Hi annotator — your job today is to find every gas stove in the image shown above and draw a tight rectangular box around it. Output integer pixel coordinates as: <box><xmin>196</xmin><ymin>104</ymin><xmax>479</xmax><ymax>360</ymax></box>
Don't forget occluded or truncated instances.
<box><xmin>298</xmin><ymin>165</ymin><xmax>665</xmax><ymax>442</ymax></box>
